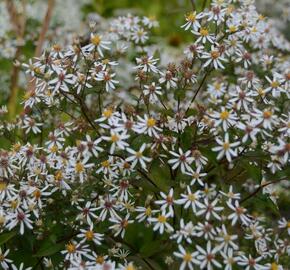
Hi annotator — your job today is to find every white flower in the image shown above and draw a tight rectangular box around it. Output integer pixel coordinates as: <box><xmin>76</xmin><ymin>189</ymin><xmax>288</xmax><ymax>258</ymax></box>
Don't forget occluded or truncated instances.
<box><xmin>0</xmin><ymin>248</ymin><xmax>13</xmax><ymax>270</ymax></box>
<box><xmin>49</xmin><ymin>69</ymin><xmax>76</xmax><ymax>93</ymax></box>
<box><xmin>221</xmin><ymin>248</ymin><xmax>238</xmax><ymax>270</ymax></box>
<box><xmin>76</xmin><ymin>201</ymin><xmax>98</xmax><ymax>225</ymax></box>
<box><xmin>237</xmin><ymin>254</ymin><xmax>265</xmax><ymax>270</ymax></box>
<box><xmin>202</xmin><ymin>46</ymin><xmax>227</xmax><ymax>69</ymax></box>
<box><xmin>196</xmin><ymin>197</ymin><xmax>224</xmax><ymax>220</ymax></box>
<box><xmin>159</xmin><ymin>71</ymin><xmax>178</xmax><ymax>89</ymax></box>
<box><xmin>168</xmin><ymin>148</ymin><xmax>194</xmax><ymax>173</ymax></box>
<box><xmin>155</xmin><ymin>188</ymin><xmax>176</xmax><ymax>217</ymax></box>
<box><xmin>148</xmin><ymin>211</ymin><xmax>173</xmax><ymax>234</ymax></box>
<box><xmin>196</xmin><ymin>241</ymin><xmax>222</xmax><ymax>269</ymax></box>
<box><xmin>186</xmin><ymin>166</ymin><xmax>207</xmax><ymax>186</ymax></box>
<box><xmin>176</xmin><ymin>186</ymin><xmax>203</xmax><ymax>213</ymax></box>
<box><xmin>131</xmin><ymin>27</ymin><xmax>148</xmax><ymax>44</ymax></box>
<box><xmin>135</xmin><ymin>206</ymin><xmax>158</xmax><ymax>223</ymax></box>
<box><xmin>7</xmin><ymin>210</ymin><xmax>33</xmax><ymax>235</ymax></box>
<box><xmin>181</xmin><ymin>11</ymin><xmax>203</xmax><ymax>31</ymax></box>
<box><xmin>109</xmin><ymin>213</ymin><xmax>133</xmax><ymax>238</ymax></box>
<box><xmin>192</xmin><ymin>27</ymin><xmax>215</xmax><ymax>44</ymax></box>
<box><xmin>82</xmin><ymin>34</ymin><xmax>111</xmax><ymax>57</ymax></box>
<box><xmin>77</xmin><ymin>224</ymin><xmax>104</xmax><ymax>245</ymax></box>
<box><xmin>102</xmin><ymin>131</ymin><xmax>129</xmax><ymax>154</ymax></box>
<box><xmin>252</xmin><ymin>108</ymin><xmax>278</xmax><ymax>130</ymax></box>
<box><xmin>135</xmin><ymin>115</ymin><xmax>161</xmax><ymax>137</ymax></box>
<box><xmin>212</xmin><ymin>133</ymin><xmax>240</xmax><ymax>162</ymax></box>
<box><xmin>265</xmin><ymin>74</ymin><xmax>284</xmax><ymax>98</ymax></box>
<box><xmin>95</xmin><ymin>71</ymin><xmax>119</xmax><ymax>92</ymax></box>
<box><xmin>126</xmin><ymin>143</ymin><xmax>152</xmax><ymax>170</ymax></box>
<box><xmin>227</xmin><ymin>200</ymin><xmax>251</xmax><ymax>226</ymax></box>
<box><xmin>69</xmin><ymin>157</ymin><xmax>94</xmax><ymax>183</ymax></box>
<box><xmin>216</xmin><ymin>225</ymin><xmax>239</xmax><ymax>251</ymax></box>
<box><xmin>135</xmin><ymin>56</ymin><xmax>159</xmax><ymax>73</ymax></box>
<box><xmin>211</xmin><ymin>107</ymin><xmax>238</xmax><ymax>131</ymax></box>
<box><xmin>143</xmin><ymin>82</ymin><xmax>162</xmax><ymax>103</ymax></box>
<box><xmin>219</xmin><ymin>185</ymin><xmax>241</xmax><ymax>202</ymax></box>
<box><xmin>174</xmin><ymin>245</ymin><xmax>199</xmax><ymax>270</ymax></box>
<box><xmin>22</xmin><ymin>117</ymin><xmax>42</xmax><ymax>134</ymax></box>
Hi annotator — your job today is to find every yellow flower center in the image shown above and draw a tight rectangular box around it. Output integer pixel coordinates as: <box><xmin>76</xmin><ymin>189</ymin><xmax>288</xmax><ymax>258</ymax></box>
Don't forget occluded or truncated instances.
<box><xmin>287</xmin><ymin>221</ymin><xmax>290</xmax><ymax>228</ymax></box>
<box><xmin>263</xmin><ymin>111</ymin><xmax>272</xmax><ymax>119</ymax></box>
<box><xmin>223</xmin><ymin>142</ymin><xmax>230</xmax><ymax>150</ymax></box>
<box><xmin>102</xmin><ymin>59</ymin><xmax>109</xmax><ymax>64</ymax></box>
<box><xmin>188</xmin><ymin>193</ymin><xmax>196</xmax><ymax>201</ymax></box>
<box><xmin>0</xmin><ymin>215</ymin><xmax>5</xmax><ymax>225</ymax></box>
<box><xmin>137</xmin><ymin>30</ymin><xmax>144</xmax><ymax>37</ymax></box>
<box><xmin>145</xmin><ymin>207</ymin><xmax>152</xmax><ymax>216</ymax></box>
<box><xmin>85</xmin><ymin>230</ymin><xmax>94</xmax><ymax>240</ymax></box>
<box><xmin>13</xmin><ymin>143</ymin><xmax>21</xmax><ymax>152</ymax></box>
<box><xmin>271</xmin><ymin>263</ymin><xmax>279</xmax><ymax>270</ymax></box>
<box><xmin>200</xmin><ymin>28</ymin><xmax>209</xmax><ymax>36</ymax></box>
<box><xmin>111</xmin><ymin>134</ymin><xmax>119</xmax><ymax>142</ymax></box>
<box><xmin>75</xmin><ymin>162</ymin><xmax>84</xmax><ymax>173</ymax></box>
<box><xmin>186</xmin><ymin>12</ymin><xmax>196</xmax><ymax>22</ymax></box>
<box><xmin>214</xmin><ymin>82</ymin><xmax>221</xmax><ymax>90</ymax></box>
<box><xmin>224</xmin><ymin>234</ymin><xmax>231</xmax><ymax>242</ymax></box>
<box><xmin>0</xmin><ymin>182</ymin><xmax>7</xmax><ymax>191</ymax></box>
<box><xmin>183</xmin><ymin>252</ymin><xmax>192</xmax><ymax>262</ymax></box>
<box><xmin>53</xmin><ymin>44</ymin><xmax>61</xmax><ymax>51</ymax></box>
<box><xmin>126</xmin><ymin>264</ymin><xmax>136</xmax><ymax>270</ymax></box>
<box><xmin>230</xmin><ymin>39</ymin><xmax>237</xmax><ymax>46</ymax></box>
<box><xmin>258</xmin><ymin>14</ymin><xmax>265</xmax><ymax>21</ymax></box>
<box><xmin>211</xmin><ymin>50</ymin><xmax>220</xmax><ymax>59</ymax></box>
<box><xmin>157</xmin><ymin>215</ymin><xmax>167</xmax><ymax>223</ymax></box>
<box><xmin>55</xmin><ymin>171</ymin><xmax>63</xmax><ymax>181</ymax></box>
<box><xmin>101</xmin><ymin>160</ymin><xmax>110</xmax><ymax>168</ymax></box>
<box><xmin>33</xmin><ymin>189</ymin><xmax>41</xmax><ymax>199</ymax></box>
<box><xmin>91</xmin><ymin>35</ymin><xmax>101</xmax><ymax>46</ymax></box>
<box><xmin>271</xmin><ymin>81</ymin><xmax>279</xmax><ymax>88</ymax></box>
<box><xmin>135</xmin><ymin>151</ymin><xmax>143</xmax><ymax>158</ymax></box>
<box><xmin>11</xmin><ymin>200</ymin><xmax>18</xmax><ymax>209</ymax></box>
<box><xmin>220</xmin><ymin>110</ymin><xmax>229</xmax><ymax>120</ymax></box>
<box><xmin>229</xmin><ymin>25</ymin><xmax>237</xmax><ymax>33</ymax></box>
<box><xmin>66</xmin><ymin>242</ymin><xmax>76</xmax><ymax>253</ymax></box>
<box><xmin>257</xmin><ymin>88</ymin><xmax>265</xmax><ymax>96</ymax></box>
<box><xmin>50</xmin><ymin>145</ymin><xmax>58</xmax><ymax>153</ymax></box>
<box><xmin>96</xmin><ymin>256</ymin><xmax>105</xmax><ymax>264</ymax></box>
<box><xmin>251</xmin><ymin>26</ymin><xmax>257</xmax><ymax>33</ymax></box>
<box><xmin>147</xmin><ymin>118</ymin><xmax>156</xmax><ymax>127</ymax></box>
<box><xmin>103</xmin><ymin>109</ymin><xmax>113</xmax><ymax>118</ymax></box>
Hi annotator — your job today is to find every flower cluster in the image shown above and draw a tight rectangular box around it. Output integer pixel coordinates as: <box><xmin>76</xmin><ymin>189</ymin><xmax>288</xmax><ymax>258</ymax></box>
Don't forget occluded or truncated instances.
<box><xmin>0</xmin><ymin>0</ymin><xmax>289</xmax><ymax>269</ymax></box>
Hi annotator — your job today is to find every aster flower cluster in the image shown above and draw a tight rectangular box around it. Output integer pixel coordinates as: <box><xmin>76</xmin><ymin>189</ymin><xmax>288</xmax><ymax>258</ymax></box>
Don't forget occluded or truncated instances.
<box><xmin>0</xmin><ymin>0</ymin><xmax>289</xmax><ymax>269</ymax></box>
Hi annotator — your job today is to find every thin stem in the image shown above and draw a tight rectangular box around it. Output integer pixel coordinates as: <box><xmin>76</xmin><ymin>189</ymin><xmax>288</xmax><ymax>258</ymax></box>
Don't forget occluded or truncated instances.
<box><xmin>190</xmin><ymin>0</ymin><xmax>195</xmax><ymax>10</ymax></box>
<box><xmin>185</xmin><ymin>70</ymin><xmax>210</xmax><ymax>114</ymax></box>
<box><xmin>240</xmin><ymin>178</ymin><xmax>287</xmax><ymax>204</ymax></box>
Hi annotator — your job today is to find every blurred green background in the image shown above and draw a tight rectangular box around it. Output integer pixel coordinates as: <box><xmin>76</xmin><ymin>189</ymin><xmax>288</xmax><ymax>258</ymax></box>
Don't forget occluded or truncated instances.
<box><xmin>84</xmin><ymin>0</ymin><xmax>208</xmax><ymax>45</ymax></box>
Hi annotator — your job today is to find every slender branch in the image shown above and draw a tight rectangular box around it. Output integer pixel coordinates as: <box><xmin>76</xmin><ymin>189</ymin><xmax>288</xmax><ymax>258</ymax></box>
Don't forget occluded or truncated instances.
<box><xmin>6</xmin><ymin>0</ymin><xmax>27</xmax><ymax>119</ymax></box>
<box><xmin>241</xmin><ymin>178</ymin><xmax>287</xmax><ymax>204</ymax></box>
<box><xmin>27</xmin><ymin>0</ymin><xmax>55</xmax><ymax>93</ymax></box>
<box><xmin>35</xmin><ymin>0</ymin><xmax>55</xmax><ymax>57</ymax></box>
<box><xmin>190</xmin><ymin>0</ymin><xmax>195</xmax><ymax>10</ymax></box>
<box><xmin>185</xmin><ymin>70</ymin><xmax>211</xmax><ymax>114</ymax></box>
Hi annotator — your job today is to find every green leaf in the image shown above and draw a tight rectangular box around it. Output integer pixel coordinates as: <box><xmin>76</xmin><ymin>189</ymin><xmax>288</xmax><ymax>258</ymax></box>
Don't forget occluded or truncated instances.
<box><xmin>140</xmin><ymin>240</ymin><xmax>163</xmax><ymax>257</ymax></box>
<box><xmin>33</xmin><ymin>242</ymin><xmax>64</xmax><ymax>257</ymax></box>
<box><xmin>0</xmin><ymin>231</ymin><xmax>17</xmax><ymax>245</ymax></box>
